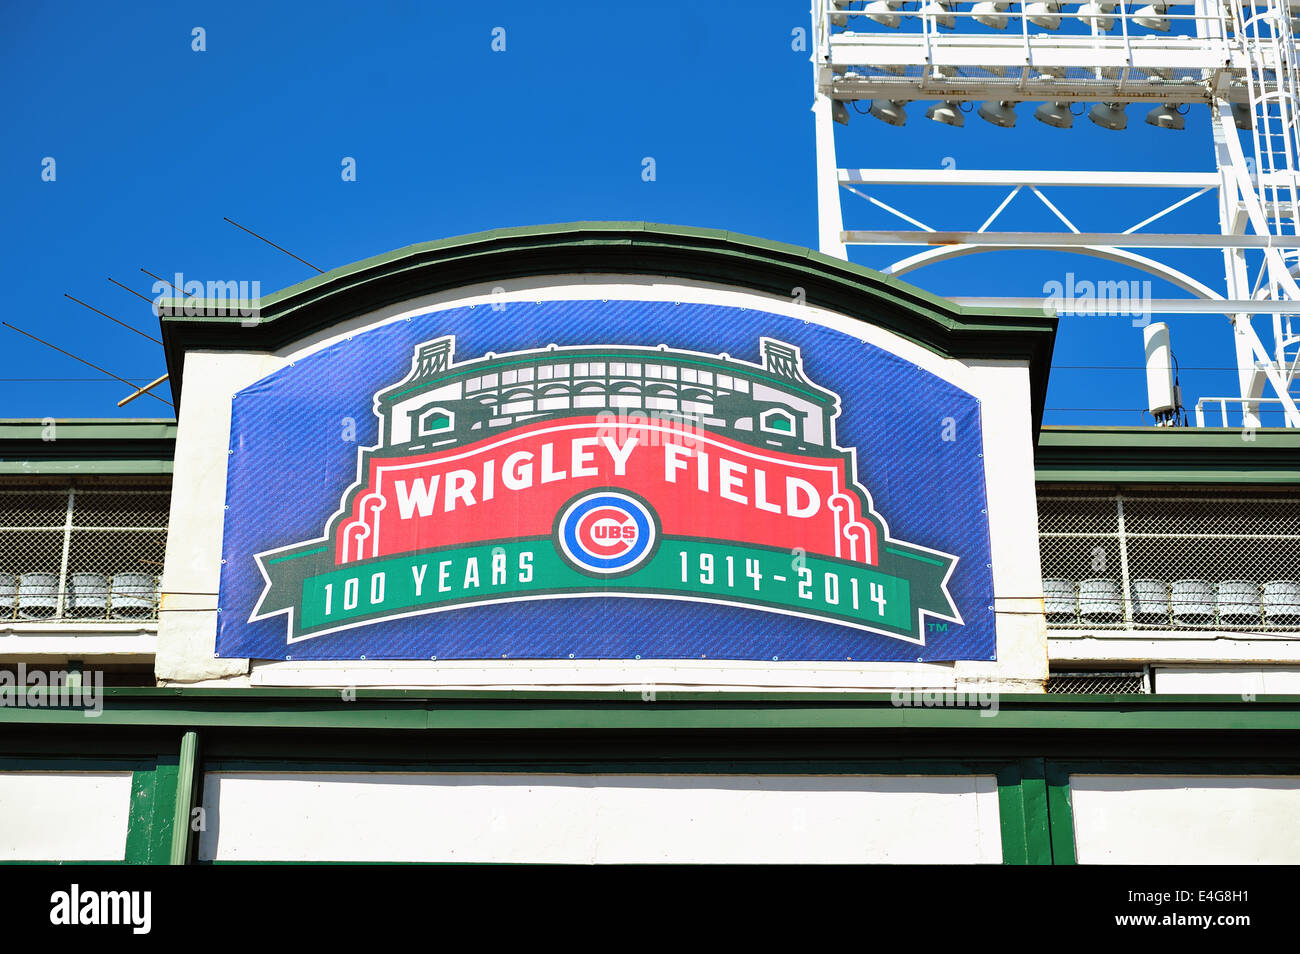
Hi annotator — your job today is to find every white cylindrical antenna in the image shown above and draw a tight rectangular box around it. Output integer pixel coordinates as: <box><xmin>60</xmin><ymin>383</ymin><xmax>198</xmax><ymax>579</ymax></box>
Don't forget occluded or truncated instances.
<box><xmin>1143</xmin><ymin>322</ymin><xmax>1179</xmax><ymax>424</ymax></box>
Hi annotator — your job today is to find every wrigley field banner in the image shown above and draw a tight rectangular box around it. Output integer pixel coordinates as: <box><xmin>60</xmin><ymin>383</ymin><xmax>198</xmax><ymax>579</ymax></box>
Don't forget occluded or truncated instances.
<box><xmin>216</xmin><ymin>300</ymin><xmax>995</xmax><ymax>661</ymax></box>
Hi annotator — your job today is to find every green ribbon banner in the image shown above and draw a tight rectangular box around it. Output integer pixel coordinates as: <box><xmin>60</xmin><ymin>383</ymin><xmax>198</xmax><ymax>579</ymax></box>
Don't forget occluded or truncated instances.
<box><xmin>254</xmin><ymin>536</ymin><xmax>959</xmax><ymax>643</ymax></box>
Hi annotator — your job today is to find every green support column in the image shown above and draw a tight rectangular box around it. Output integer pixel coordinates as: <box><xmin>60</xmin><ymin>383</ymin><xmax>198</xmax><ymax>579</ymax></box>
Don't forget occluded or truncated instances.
<box><xmin>125</xmin><ymin>756</ymin><xmax>178</xmax><ymax>864</ymax></box>
<box><xmin>1018</xmin><ymin>758</ymin><xmax>1054</xmax><ymax>865</ymax></box>
<box><xmin>169</xmin><ymin>730</ymin><xmax>200</xmax><ymax>865</ymax></box>
<box><xmin>1044</xmin><ymin>762</ymin><xmax>1077</xmax><ymax>865</ymax></box>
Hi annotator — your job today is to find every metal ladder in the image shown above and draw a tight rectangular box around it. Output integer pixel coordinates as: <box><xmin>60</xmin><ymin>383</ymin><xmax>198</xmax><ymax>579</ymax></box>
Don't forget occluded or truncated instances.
<box><xmin>1231</xmin><ymin>0</ymin><xmax>1300</xmax><ymax>409</ymax></box>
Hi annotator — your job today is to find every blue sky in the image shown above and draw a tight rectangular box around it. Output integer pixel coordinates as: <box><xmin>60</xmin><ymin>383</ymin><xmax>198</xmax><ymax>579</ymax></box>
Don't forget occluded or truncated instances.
<box><xmin>0</xmin><ymin>1</ymin><xmax>1261</xmax><ymax>425</ymax></box>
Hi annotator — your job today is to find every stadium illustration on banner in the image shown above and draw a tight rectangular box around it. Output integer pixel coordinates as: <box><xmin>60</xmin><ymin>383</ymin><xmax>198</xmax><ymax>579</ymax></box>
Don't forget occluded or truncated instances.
<box><xmin>249</xmin><ymin>334</ymin><xmax>963</xmax><ymax>647</ymax></box>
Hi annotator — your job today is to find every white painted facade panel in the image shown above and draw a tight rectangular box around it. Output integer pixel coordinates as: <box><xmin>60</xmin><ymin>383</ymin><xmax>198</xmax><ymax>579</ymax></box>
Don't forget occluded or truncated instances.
<box><xmin>199</xmin><ymin>771</ymin><xmax>1003</xmax><ymax>863</ymax></box>
<box><xmin>1153</xmin><ymin>666</ymin><xmax>1300</xmax><ymax>694</ymax></box>
<box><xmin>0</xmin><ymin>771</ymin><xmax>133</xmax><ymax>861</ymax></box>
<box><xmin>1070</xmin><ymin>774</ymin><xmax>1300</xmax><ymax>864</ymax></box>
<box><xmin>158</xmin><ymin>274</ymin><xmax>1046</xmax><ymax>691</ymax></box>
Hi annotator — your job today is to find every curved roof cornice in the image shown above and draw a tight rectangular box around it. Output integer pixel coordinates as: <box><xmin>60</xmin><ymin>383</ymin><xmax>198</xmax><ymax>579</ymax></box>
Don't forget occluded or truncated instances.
<box><xmin>158</xmin><ymin>222</ymin><xmax>1057</xmax><ymax>422</ymax></box>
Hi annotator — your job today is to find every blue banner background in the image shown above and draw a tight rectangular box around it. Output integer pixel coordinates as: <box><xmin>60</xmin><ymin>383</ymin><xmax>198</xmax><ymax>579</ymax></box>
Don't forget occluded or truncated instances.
<box><xmin>216</xmin><ymin>300</ymin><xmax>995</xmax><ymax>661</ymax></box>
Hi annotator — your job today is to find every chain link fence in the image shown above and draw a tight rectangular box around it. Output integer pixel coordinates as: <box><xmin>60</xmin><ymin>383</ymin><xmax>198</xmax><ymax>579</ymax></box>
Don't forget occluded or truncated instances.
<box><xmin>1038</xmin><ymin>486</ymin><xmax>1300</xmax><ymax>633</ymax></box>
<box><xmin>1045</xmin><ymin>670</ymin><xmax>1149</xmax><ymax>694</ymax></box>
<box><xmin>3</xmin><ymin>477</ymin><xmax>1294</xmax><ymax>634</ymax></box>
<box><xmin>0</xmin><ymin>478</ymin><xmax>169</xmax><ymax>622</ymax></box>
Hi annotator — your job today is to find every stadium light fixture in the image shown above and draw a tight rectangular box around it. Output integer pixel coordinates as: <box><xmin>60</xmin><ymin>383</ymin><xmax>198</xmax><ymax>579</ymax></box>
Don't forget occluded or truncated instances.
<box><xmin>1035</xmin><ymin>101</ymin><xmax>1074</xmax><ymax>128</ymax></box>
<box><xmin>1133</xmin><ymin>2</ymin><xmax>1171</xmax><ymax>30</ymax></box>
<box><xmin>1088</xmin><ymin>101</ymin><xmax>1129</xmax><ymax>130</ymax></box>
<box><xmin>978</xmin><ymin>100</ymin><xmax>1019</xmax><ymax>127</ymax></box>
<box><xmin>864</xmin><ymin>0</ymin><xmax>904</xmax><ymax>28</ymax></box>
<box><xmin>972</xmin><ymin>1</ymin><xmax>1010</xmax><ymax>28</ymax></box>
<box><xmin>1145</xmin><ymin>103</ymin><xmax>1185</xmax><ymax>129</ymax></box>
<box><xmin>1075</xmin><ymin>0</ymin><xmax>1116</xmax><ymax>30</ymax></box>
<box><xmin>926</xmin><ymin>101</ymin><xmax>964</xmax><ymax>126</ymax></box>
<box><xmin>1027</xmin><ymin>1</ymin><xmax>1063</xmax><ymax>29</ymax></box>
<box><xmin>869</xmin><ymin>99</ymin><xmax>909</xmax><ymax>126</ymax></box>
<box><xmin>919</xmin><ymin>0</ymin><xmax>957</xmax><ymax>28</ymax></box>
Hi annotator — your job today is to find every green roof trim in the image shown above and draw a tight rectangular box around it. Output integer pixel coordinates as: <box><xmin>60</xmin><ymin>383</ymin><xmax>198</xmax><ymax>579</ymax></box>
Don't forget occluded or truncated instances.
<box><xmin>157</xmin><ymin>222</ymin><xmax>1057</xmax><ymax>424</ymax></box>
<box><xmin>1036</xmin><ymin>425</ymin><xmax>1300</xmax><ymax>485</ymax></box>
<box><xmin>0</xmin><ymin>688</ymin><xmax>1298</xmax><ymax>733</ymax></box>
<box><xmin>0</xmin><ymin>419</ymin><xmax>177</xmax><ymax>474</ymax></box>
<box><xmin>2</xmin><ymin>420</ymin><xmax>1291</xmax><ymax>484</ymax></box>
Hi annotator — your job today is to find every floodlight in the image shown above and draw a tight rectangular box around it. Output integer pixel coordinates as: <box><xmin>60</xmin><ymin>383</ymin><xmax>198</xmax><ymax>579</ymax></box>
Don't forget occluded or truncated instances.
<box><xmin>1027</xmin><ymin>1</ymin><xmax>1063</xmax><ymax>29</ymax></box>
<box><xmin>978</xmin><ymin>100</ymin><xmax>1019</xmax><ymax>127</ymax></box>
<box><xmin>926</xmin><ymin>101</ymin><xmax>964</xmax><ymax>126</ymax></box>
<box><xmin>869</xmin><ymin>99</ymin><xmax>908</xmax><ymax>126</ymax></box>
<box><xmin>1075</xmin><ymin>0</ymin><xmax>1116</xmax><ymax>30</ymax></box>
<box><xmin>1133</xmin><ymin>2</ymin><xmax>1171</xmax><ymax>30</ymax></box>
<box><xmin>1088</xmin><ymin>101</ymin><xmax>1128</xmax><ymax>130</ymax></box>
<box><xmin>919</xmin><ymin>1</ymin><xmax>957</xmax><ymax>28</ymax></box>
<box><xmin>1035</xmin><ymin>101</ymin><xmax>1074</xmax><ymax>128</ymax></box>
<box><xmin>972</xmin><ymin>1</ymin><xmax>1010</xmax><ymax>28</ymax></box>
<box><xmin>864</xmin><ymin>0</ymin><xmax>904</xmax><ymax>28</ymax></box>
<box><xmin>1145</xmin><ymin>103</ymin><xmax>1184</xmax><ymax>129</ymax></box>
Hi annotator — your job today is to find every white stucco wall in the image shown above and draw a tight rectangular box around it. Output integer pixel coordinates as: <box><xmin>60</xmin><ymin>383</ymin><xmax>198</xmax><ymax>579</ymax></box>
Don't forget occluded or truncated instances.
<box><xmin>1153</xmin><ymin>666</ymin><xmax>1300</xmax><ymax>694</ymax></box>
<box><xmin>156</xmin><ymin>350</ymin><xmax>279</xmax><ymax>684</ymax></box>
<box><xmin>1070</xmin><ymin>774</ymin><xmax>1300</xmax><ymax>864</ymax></box>
<box><xmin>0</xmin><ymin>771</ymin><xmax>133</xmax><ymax>861</ymax></box>
<box><xmin>156</xmin><ymin>274</ymin><xmax>1047</xmax><ymax>690</ymax></box>
<box><xmin>1051</xmin><ymin>636</ymin><xmax>1300</xmax><ymax>667</ymax></box>
<box><xmin>199</xmin><ymin>771</ymin><xmax>1003</xmax><ymax>863</ymax></box>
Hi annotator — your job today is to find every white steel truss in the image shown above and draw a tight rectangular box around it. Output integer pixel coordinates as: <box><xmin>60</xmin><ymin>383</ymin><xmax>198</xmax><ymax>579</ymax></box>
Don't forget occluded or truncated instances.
<box><xmin>812</xmin><ymin>0</ymin><xmax>1300</xmax><ymax>427</ymax></box>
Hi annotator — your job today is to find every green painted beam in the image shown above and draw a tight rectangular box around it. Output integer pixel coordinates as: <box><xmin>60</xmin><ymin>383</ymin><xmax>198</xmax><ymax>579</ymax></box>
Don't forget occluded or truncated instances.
<box><xmin>124</xmin><ymin>760</ymin><xmax>176</xmax><ymax>865</ymax></box>
<box><xmin>122</xmin><ymin>769</ymin><xmax>156</xmax><ymax>864</ymax></box>
<box><xmin>10</xmin><ymin>685</ymin><xmax>1300</xmax><ymax>703</ymax></box>
<box><xmin>0</xmin><ymin>460</ymin><xmax>173</xmax><ymax>474</ymax></box>
<box><xmin>0</xmin><ymin>418</ymin><xmax>176</xmax><ymax>473</ymax></box>
<box><xmin>1017</xmin><ymin>758</ymin><xmax>1054</xmax><ymax>865</ymax></box>
<box><xmin>1044</xmin><ymin>761</ymin><xmax>1077</xmax><ymax>865</ymax></box>
<box><xmin>0</xmin><ymin>688</ymin><xmax>1298</xmax><ymax>732</ymax></box>
<box><xmin>1036</xmin><ymin>425</ymin><xmax>1300</xmax><ymax>485</ymax></box>
<box><xmin>995</xmin><ymin>767</ymin><xmax>1030</xmax><ymax>865</ymax></box>
<box><xmin>0</xmin><ymin>420</ymin><xmax>177</xmax><ymax>440</ymax></box>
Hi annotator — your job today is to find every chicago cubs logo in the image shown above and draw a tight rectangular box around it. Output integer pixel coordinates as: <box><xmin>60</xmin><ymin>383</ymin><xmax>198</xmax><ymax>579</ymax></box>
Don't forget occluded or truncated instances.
<box><xmin>556</xmin><ymin>490</ymin><xmax>658</xmax><ymax>576</ymax></box>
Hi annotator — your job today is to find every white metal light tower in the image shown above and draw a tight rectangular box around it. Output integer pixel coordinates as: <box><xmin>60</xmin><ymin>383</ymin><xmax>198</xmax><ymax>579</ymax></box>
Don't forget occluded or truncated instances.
<box><xmin>812</xmin><ymin>0</ymin><xmax>1300</xmax><ymax>427</ymax></box>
